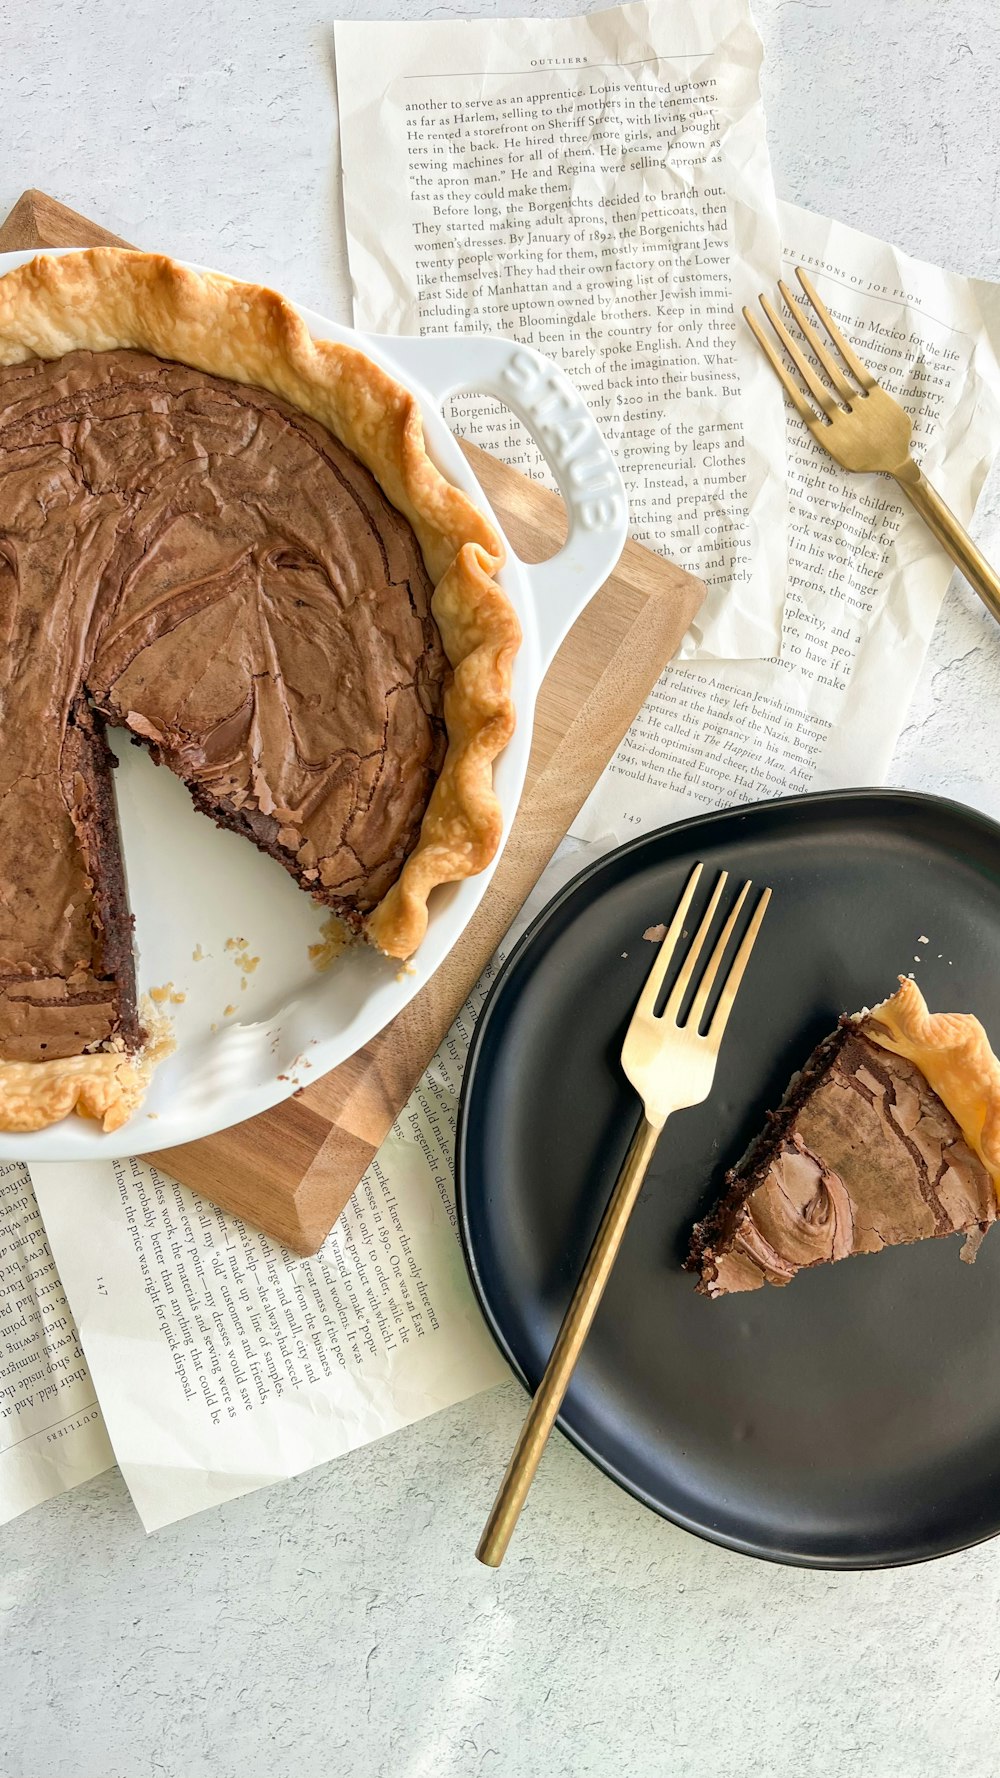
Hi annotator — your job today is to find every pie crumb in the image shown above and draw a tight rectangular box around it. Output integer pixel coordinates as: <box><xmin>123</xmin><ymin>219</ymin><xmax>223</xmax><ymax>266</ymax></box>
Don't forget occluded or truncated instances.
<box><xmin>149</xmin><ymin>982</ymin><xmax>186</xmax><ymax>1007</ymax></box>
<box><xmin>918</xmin><ymin>934</ymin><xmax>929</xmax><ymax>945</ymax></box>
<box><xmin>224</xmin><ymin>1003</ymin><xmax>237</xmax><ymax>1017</ymax></box>
<box><xmin>137</xmin><ymin>1001</ymin><xmax>177</xmax><ymax>1065</ymax></box>
<box><xmin>308</xmin><ymin>914</ymin><xmax>350</xmax><ymax>972</ymax></box>
<box><xmin>644</xmin><ymin>924</ymin><xmax>668</xmax><ymax>943</ymax></box>
<box><xmin>192</xmin><ymin>944</ymin><xmax>206</xmax><ymax>962</ymax></box>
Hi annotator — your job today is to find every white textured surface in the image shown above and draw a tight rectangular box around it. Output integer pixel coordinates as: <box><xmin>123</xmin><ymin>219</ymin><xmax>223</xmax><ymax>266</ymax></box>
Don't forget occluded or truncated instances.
<box><xmin>3</xmin><ymin>3</ymin><xmax>1000</xmax><ymax>1775</ymax></box>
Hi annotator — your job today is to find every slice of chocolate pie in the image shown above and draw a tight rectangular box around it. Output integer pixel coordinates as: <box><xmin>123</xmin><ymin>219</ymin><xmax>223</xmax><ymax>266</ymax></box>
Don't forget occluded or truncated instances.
<box><xmin>688</xmin><ymin>979</ymin><xmax>1000</xmax><ymax>1297</ymax></box>
<box><xmin>0</xmin><ymin>250</ymin><xmax>520</xmax><ymax>1131</ymax></box>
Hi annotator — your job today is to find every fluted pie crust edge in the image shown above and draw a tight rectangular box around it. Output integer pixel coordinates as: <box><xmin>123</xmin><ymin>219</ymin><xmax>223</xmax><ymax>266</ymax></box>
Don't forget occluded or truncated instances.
<box><xmin>0</xmin><ymin>249</ymin><xmax>520</xmax><ymax>1130</ymax></box>
<box><xmin>864</xmin><ymin>977</ymin><xmax>1000</xmax><ymax>1195</ymax></box>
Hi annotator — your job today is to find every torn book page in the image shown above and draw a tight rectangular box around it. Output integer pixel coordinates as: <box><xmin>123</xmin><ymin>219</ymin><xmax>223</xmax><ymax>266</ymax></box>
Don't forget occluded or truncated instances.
<box><xmin>573</xmin><ymin>200</ymin><xmax>1000</xmax><ymax>837</ymax></box>
<box><xmin>335</xmin><ymin>0</ymin><xmax>787</xmax><ymax>663</ymax></box>
<box><xmin>27</xmin><ymin>841</ymin><xmax>601</xmax><ymax>1531</ymax></box>
<box><xmin>0</xmin><ymin>1162</ymin><xmax>113</xmax><ymax>1526</ymax></box>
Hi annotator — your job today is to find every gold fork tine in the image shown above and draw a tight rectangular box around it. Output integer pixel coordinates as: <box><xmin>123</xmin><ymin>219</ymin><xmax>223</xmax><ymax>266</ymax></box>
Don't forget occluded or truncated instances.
<box><xmin>662</xmin><ymin>870</ymin><xmax>728</xmax><ymax>1023</ymax></box>
<box><xmin>742</xmin><ymin>305</ymin><xmax>818</xmax><ymax>424</ymax></box>
<box><xmin>708</xmin><ymin>887</ymin><xmax>772</xmax><ymax>1043</ymax></box>
<box><xmin>686</xmin><ymin>879</ymin><xmax>752</xmax><ymax>1032</ymax></box>
<box><xmin>795</xmin><ymin>268</ymin><xmax>876</xmax><ymax>390</ymax></box>
<box><xmin>759</xmin><ymin>293</ymin><xmax>840</xmax><ymax>417</ymax></box>
<box><xmin>634</xmin><ymin>861</ymin><xmax>703</xmax><ymax>1021</ymax></box>
<box><xmin>747</xmin><ymin>267</ymin><xmax>1000</xmax><ymax>630</ymax></box>
<box><xmin>777</xmin><ymin>279</ymin><xmax>857</xmax><ymax>404</ymax></box>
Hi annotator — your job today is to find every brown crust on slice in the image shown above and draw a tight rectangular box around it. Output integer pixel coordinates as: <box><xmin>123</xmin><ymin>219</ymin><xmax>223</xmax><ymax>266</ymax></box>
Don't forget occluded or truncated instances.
<box><xmin>688</xmin><ymin>1019</ymin><xmax>997</xmax><ymax>1297</ymax></box>
<box><xmin>866</xmin><ymin>978</ymin><xmax>1000</xmax><ymax>1187</ymax></box>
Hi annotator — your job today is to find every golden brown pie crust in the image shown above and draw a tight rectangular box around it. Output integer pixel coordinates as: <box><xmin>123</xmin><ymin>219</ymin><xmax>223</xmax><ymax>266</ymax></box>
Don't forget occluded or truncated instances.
<box><xmin>865</xmin><ymin>977</ymin><xmax>1000</xmax><ymax>1196</ymax></box>
<box><xmin>0</xmin><ymin>1050</ymin><xmax>147</xmax><ymax>1134</ymax></box>
<box><xmin>0</xmin><ymin>250</ymin><xmax>520</xmax><ymax>1129</ymax></box>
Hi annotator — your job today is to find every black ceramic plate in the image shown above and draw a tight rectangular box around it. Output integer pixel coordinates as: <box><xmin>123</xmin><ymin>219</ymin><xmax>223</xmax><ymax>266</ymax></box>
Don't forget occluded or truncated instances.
<box><xmin>457</xmin><ymin>790</ymin><xmax>1000</xmax><ymax>1569</ymax></box>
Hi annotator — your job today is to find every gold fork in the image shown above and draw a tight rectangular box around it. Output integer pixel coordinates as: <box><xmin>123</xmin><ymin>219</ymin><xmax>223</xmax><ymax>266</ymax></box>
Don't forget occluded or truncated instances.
<box><xmin>746</xmin><ymin>268</ymin><xmax>1000</xmax><ymax>627</ymax></box>
<box><xmin>476</xmin><ymin>861</ymin><xmax>771</xmax><ymax>1567</ymax></box>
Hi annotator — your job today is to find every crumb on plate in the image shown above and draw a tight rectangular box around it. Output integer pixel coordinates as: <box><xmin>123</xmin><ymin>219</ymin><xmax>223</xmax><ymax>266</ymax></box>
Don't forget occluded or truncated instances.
<box><xmin>308</xmin><ymin>914</ymin><xmax>350</xmax><ymax>972</ymax></box>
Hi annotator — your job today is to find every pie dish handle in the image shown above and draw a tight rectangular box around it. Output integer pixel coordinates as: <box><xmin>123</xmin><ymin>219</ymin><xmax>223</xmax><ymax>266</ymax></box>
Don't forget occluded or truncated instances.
<box><xmin>369</xmin><ymin>334</ymin><xmax>630</xmax><ymax>672</ymax></box>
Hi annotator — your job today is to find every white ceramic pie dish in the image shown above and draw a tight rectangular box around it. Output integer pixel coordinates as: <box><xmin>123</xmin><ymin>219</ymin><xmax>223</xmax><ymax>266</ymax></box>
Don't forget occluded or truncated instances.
<box><xmin>0</xmin><ymin>249</ymin><xmax>628</xmax><ymax>1161</ymax></box>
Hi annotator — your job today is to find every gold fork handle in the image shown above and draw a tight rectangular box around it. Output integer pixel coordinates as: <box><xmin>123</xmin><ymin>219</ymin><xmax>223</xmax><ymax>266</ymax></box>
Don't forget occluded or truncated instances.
<box><xmin>894</xmin><ymin>461</ymin><xmax>1000</xmax><ymax>627</ymax></box>
<box><xmin>476</xmin><ymin>1115</ymin><xmax>661</xmax><ymax>1568</ymax></box>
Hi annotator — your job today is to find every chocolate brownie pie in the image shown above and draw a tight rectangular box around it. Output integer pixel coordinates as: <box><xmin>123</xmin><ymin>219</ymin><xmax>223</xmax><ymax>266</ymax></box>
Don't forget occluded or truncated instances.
<box><xmin>0</xmin><ymin>250</ymin><xmax>520</xmax><ymax>1131</ymax></box>
<box><xmin>688</xmin><ymin>979</ymin><xmax>1000</xmax><ymax>1296</ymax></box>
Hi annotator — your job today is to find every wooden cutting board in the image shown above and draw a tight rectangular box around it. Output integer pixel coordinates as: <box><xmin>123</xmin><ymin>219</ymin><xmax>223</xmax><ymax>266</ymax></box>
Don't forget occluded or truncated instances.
<box><xmin>0</xmin><ymin>190</ymin><xmax>705</xmax><ymax>1252</ymax></box>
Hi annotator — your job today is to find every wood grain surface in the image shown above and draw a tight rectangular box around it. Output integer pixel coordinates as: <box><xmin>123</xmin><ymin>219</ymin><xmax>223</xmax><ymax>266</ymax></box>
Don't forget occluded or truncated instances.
<box><xmin>0</xmin><ymin>190</ymin><xmax>704</xmax><ymax>1252</ymax></box>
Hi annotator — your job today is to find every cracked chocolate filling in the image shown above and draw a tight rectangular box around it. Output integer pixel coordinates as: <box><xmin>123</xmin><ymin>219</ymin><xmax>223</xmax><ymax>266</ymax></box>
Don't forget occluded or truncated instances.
<box><xmin>0</xmin><ymin>348</ymin><xmax>448</xmax><ymax>1063</ymax></box>
<box><xmin>687</xmin><ymin>1021</ymin><xmax>997</xmax><ymax>1297</ymax></box>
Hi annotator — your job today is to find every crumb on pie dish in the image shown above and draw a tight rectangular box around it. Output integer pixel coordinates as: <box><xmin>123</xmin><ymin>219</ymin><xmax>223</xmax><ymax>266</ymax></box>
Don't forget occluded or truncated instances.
<box><xmin>0</xmin><ymin>249</ymin><xmax>521</xmax><ymax>1131</ymax></box>
<box><xmin>687</xmin><ymin>978</ymin><xmax>1000</xmax><ymax>1297</ymax></box>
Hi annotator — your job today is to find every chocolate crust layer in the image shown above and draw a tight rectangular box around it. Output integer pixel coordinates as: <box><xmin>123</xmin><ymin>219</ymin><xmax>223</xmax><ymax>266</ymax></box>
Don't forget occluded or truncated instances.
<box><xmin>688</xmin><ymin>1022</ymin><xmax>997</xmax><ymax>1297</ymax></box>
<box><xmin>0</xmin><ymin>347</ymin><xmax>449</xmax><ymax>1058</ymax></box>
